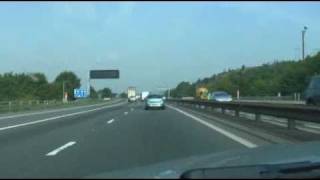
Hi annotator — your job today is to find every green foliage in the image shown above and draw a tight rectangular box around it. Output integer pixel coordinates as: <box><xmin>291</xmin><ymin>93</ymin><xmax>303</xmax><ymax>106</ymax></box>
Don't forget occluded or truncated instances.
<box><xmin>171</xmin><ymin>52</ymin><xmax>320</xmax><ymax>97</ymax></box>
<box><xmin>0</xmin><ymin>71</ymin><xmax>81</xmax><ymax>101</ymax></box>
<box><xmin>120</xmin><ymin>92</ymin><xmax>127</xmax><ymax>98</ymax></box>
<box><xmin>98</xmin><ymin>88</ymin><xmax>112</xmax><ymax>98</ymax></box>
<box><xmin>89</xmin><ymin>86</ymin><xmax>98</xmax><ymax>99</ymax></box>
<box><xmin>171</xmin><ymin>81</ymin><xmax>195</xmax><ymax>97</ymax></box>
<box><xmin>54</xmin><ymin>71</ymin><xmax>81</xmax><ymax>100</ymax></box>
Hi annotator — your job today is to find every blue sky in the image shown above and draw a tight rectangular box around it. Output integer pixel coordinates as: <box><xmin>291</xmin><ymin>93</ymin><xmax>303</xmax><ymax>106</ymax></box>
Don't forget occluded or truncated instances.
<box><xmin>0</xmin><ymin>2</ymin><xmax>320</xmax><ymax>93</ymax></box>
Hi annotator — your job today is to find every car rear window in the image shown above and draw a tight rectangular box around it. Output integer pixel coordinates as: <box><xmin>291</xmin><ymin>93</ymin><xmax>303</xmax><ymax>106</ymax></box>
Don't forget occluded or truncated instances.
<box><xmin>147</xmin><ymin>95</ymin><xmax>163</xmax><ymax>99</ymax></box>
<box><xmin>214</xmin><ymin>92</ymin><xmax>229</xmax><ymax>97</ymax></box>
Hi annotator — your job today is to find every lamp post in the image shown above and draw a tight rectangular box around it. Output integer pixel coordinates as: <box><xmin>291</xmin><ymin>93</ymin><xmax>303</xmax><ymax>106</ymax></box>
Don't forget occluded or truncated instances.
<box><xmin>302</xmin><ymin>26</ymin><xmax>308</xmax><ymax>60</ymax></box>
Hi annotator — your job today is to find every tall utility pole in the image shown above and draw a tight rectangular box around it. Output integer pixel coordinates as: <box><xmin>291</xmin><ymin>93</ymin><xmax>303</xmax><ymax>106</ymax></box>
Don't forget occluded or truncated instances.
<box><xmin>302</xmin><ymin>26</ymin><xmax>308</xmax><ymax>60</ymax></box>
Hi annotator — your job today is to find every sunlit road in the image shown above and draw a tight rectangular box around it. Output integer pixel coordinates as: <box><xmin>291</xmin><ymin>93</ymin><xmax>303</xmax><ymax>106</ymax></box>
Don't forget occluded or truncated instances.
<box><xmin>0</xmin><ymin>99</ymin><xmax>260</xmax><ymax>178</ymax></box>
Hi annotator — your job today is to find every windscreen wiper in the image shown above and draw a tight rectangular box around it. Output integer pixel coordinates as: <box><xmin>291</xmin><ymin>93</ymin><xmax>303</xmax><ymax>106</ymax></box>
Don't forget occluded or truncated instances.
<box><xmin>278</xmin><ymin>161</ymin><xmax>320</xmax><ymax>174</ymax></box>
<box><xmin>271</xmin><ymin>161</ymin><xmax>320</xmax><ymax>178</ymax></box>
<box><xmin>180</xmin><ymin>161</ymin><xmax>320</xmax><ymax>179</ymax></box>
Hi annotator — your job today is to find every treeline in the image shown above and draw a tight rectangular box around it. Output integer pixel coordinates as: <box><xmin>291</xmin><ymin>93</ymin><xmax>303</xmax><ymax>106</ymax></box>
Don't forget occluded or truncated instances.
<box><xmin>90</xmin><ymin>86</ymin><xmax>115</xmax><ymax>99</ymax></box>
<box><xmin>0</xmin><ymin>71</ymin><xmax>113</xmax><ymax>101</ymax></box>
<box><xmin>170</xmin><ymin>52</ymin><xmax>320</xmax><ymax>98</ymax></box>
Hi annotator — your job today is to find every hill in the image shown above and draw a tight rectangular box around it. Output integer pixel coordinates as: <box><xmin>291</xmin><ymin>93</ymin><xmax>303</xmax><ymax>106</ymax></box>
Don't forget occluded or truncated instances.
<box><xmin>170</xmin><ymin>52</ymin><xmax>320</xmax><ymax>98</ymax></box>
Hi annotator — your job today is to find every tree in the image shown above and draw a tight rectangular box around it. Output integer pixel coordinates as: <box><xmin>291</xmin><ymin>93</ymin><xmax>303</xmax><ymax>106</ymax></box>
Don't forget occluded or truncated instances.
<box><xmin>45</xmin><ymin>83</ymin><xmax>61</xmax><ymax>100</ymax></box>
<box><xmin>54</xmin><ymin>71</ymin><xmax>81</xmax><ymax>100</ymax></box>
<box><xmin>29</xmin><ymin>73</ymin><xmax>50</xmax><ymax>100</ymax></box>
<box><xmin>171</xmin><ymin>81</ymin><xmax>195</xmax><ymax>97</ymax></box>
<box><xmin>120</xmin><ymin>92</ymin><xmax>127</xmax><ymax>98</ymax></box>
<box><xmin>29</xmin><ymin>73</ymin><xmax>48</xmax><ymax>84</ymax></box>
<box><xmin>0</xmin><ymin>72</ymin><xmax>51</xmax><ymax>100</ymax></box>
<box><xmin>90</xmin><ymin>86</ymin><xmax>98</xmax><ymax>99</ymax></box>
<box><xmin>98</xmin><ymin>88</ymin><xmax>112</xmax><ymax>98</ymax></box>
<box><xmin>171</xmin><ymin>50</ymin><xmax>320</xmax><ymax>98</ymax></box>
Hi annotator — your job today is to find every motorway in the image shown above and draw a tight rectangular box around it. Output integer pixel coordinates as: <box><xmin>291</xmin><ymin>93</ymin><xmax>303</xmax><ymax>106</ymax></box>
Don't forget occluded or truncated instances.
<box><xmin>0</xmin><ymin>99</ymin><xmax>290</xmax><ymax>178</ymax></box>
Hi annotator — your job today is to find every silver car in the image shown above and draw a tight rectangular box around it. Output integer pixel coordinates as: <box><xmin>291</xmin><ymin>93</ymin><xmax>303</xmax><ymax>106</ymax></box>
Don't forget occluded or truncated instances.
<box><xmin>145</xmin><ymin>94</ymin><xmax>165</xmax><ymax>110</ymax></box>
<box><xmin>208</xmin><ymin>91</ymin><xmax>232</xmax><ymax>102</ymax></box>
<box><xmin>305</xmin><ymin>75</ymin><xmax>320</xmax><ymax>105</ymax></box>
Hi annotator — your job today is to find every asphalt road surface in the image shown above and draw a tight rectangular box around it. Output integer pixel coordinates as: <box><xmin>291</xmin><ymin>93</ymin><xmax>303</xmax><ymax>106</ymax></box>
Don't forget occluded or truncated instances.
<box><xmin>0</xmin><ymin>100</ymin><xmax>271</xmax><ymax>178</ymax></box>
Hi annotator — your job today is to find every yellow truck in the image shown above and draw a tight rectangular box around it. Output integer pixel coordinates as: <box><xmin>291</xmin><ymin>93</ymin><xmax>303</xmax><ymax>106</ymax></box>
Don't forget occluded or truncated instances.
<box><xmin>196</xmin><ymin>87</ymin><xmax>209</xmax><ymax>100</ymax></box>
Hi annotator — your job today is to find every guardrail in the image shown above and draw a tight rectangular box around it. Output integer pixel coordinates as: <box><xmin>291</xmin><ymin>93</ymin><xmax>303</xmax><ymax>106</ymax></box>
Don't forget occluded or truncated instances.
<box><xmin>167</xmin><ymin>99</ymin><xmax>320</xmax><ymax>130</ymax></box>
<box><xmin>238</xmin><ymin>95</ymin><xmax>302</xmax><ymax>101</ymax></box>
<box><xmin>234</xmin><ymin>99</ymin><xmax>305</xmax><ymax>105</ymax></box>
<box><xmin>0</xmin><ymin>99</ymin><xmax>107</xmax><ymax>114</ymax></box>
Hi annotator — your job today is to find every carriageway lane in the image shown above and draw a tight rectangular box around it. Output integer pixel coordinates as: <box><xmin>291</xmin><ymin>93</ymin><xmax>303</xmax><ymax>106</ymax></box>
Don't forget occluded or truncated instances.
<box><xmin>0</xmin><ymin>101</ymin><xmax>261</xmax><ymax>178</ymax></box>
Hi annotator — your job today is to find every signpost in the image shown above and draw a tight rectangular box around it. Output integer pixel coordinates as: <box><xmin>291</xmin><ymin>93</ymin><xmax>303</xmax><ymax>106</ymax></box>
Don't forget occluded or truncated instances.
<box><xmin>74</xmin><ymin>89</ymin><xmax>88</xmax><ymax>98</ymax></box>
<box><xmin>89</xmin><ymin>70</ymin><xmax>119</xmax><ymax>79</ymax></box>
<box><xmin>87</xmin><ymin>69</ymin><xmax>120</xmax><ymax>97</ymax></box>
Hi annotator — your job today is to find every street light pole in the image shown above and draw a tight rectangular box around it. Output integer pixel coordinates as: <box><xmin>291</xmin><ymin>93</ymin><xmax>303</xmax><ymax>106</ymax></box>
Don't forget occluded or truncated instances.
<box><xmin>302</xmin><ymin>26</ymin><xmax>308</xmax><ymax>60</ymax></box>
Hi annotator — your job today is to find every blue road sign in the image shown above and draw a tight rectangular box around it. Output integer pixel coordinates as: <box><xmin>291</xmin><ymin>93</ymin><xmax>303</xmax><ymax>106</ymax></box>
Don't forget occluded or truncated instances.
<box><xmin>74</xmin><ymin>89</ymin><xmax>87</xmax><ymax>98</ymax></box>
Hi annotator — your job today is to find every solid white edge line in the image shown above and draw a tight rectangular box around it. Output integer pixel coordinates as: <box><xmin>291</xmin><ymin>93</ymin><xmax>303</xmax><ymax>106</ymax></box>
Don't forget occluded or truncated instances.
<box><xmin>0</xmin><ymin>102</ymin><xmax>126</xmax><ymax>131</ymax></box>
<box><xmin>167</xmin><ymin>104</ymin><xmax>258</xmax><ymax>148</ymax></box>
<box><xmin>0</xmin><ymin>99</ymin><xmax>123</xmax><ymax>120</ymax></box>
<box><xmin>46</xmin><ymin>141</ymin><xmax>76</xmax><ymax>156</ymax></box>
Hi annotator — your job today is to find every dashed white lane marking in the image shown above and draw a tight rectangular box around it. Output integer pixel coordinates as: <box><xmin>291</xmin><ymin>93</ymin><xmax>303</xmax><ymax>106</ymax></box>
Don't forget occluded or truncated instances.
<box><xmin>0</xmin><ymin>102</ymin><xmax>126</xmax><ymax>131</ymax></box>
<box><xmin>107</xmin><ymin>119</ymin><xmax>115</xmax><ymax>124</ymax></box>
<box><xmin>46</xmin><ymin>141</ymin><xmax>76</xmax><ymax>156</ymax></box>
<box><xmin>124</xmin><ymin>112</ymin><xmax>128</xmax><ymax>115</ymax></box>
<box><xmin>167</xmin><ymin>104</ymin><xmax>257</xmax><ymax>148</ymax></box>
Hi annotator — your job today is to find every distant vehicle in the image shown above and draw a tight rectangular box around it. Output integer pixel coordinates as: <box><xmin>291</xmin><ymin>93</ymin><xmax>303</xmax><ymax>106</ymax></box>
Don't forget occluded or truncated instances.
<box><xmin>103</xmin><ymin>97</ymin><xmax>111</xmax><ymax>101</ymax></box>
<box><xmin>305</xmin><ymin>75</ymin><xmax>320</xmax><ymax>105</ymax></box>
<box><xmin>145</xmin><ymin>94</ymin><xmax>165</xmax><ymax>110</ymax></box>
<box><xmin>128</xmin><ymin>96</ymin><xmax>136</xmax><ymax>102</ymax></box>
<box><xmin>208</xmin><ymin>91</ymin><xmax>232</xmax><ymax>102</ymax></box>
<box><xmin>127</xmin><ymin>87</ymin><xmax>136</xmax><ymax>102</ymax></box>
<box><xmin>141</xmin><ymin>91</ymin><xmax>150</xmax><ymax>101</ymax></box>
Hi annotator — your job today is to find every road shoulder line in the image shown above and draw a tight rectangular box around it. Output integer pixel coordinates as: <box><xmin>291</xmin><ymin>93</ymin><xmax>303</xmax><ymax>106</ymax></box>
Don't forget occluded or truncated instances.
<box><xmin>167</xmin><ymin>104</ymin><xmax>258</xmax><ymax>148</ymax></box>
<box><xmin>0</xmin><ymin>99</ymin><xmax>123</xmax><ymax>120</ymax></box>
<box><xmin>0</xmin><ymin>101</ymin><xmax>126</xmax><ymax>131</ymax></box>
